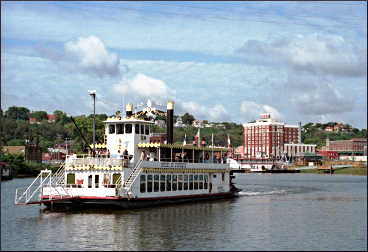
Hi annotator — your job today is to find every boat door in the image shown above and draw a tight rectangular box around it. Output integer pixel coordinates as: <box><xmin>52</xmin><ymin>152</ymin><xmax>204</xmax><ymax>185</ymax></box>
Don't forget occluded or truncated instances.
<box><xmin>88</xmin><ymin>175</ymin><xmax>93</xmax><ymax>188</ymax></box>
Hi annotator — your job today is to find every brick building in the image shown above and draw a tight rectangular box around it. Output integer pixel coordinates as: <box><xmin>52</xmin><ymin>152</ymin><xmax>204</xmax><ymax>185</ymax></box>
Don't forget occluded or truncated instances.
<box><xmin>242</xmin><ymin>113</ymin><xmax>315</xmax><ymax>159</ymax></box>
<box><xmin>323</xmin><ymin>138</ymin><xmax>367</xmax><ymax>156</ymax></box>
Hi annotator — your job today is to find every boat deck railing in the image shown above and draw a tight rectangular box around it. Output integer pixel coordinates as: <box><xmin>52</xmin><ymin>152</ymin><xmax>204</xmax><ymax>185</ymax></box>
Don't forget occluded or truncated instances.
<box><xmin>65</xmin><ymin>155</ymin><xmax>133</xmax><ymax>168</ymax></box>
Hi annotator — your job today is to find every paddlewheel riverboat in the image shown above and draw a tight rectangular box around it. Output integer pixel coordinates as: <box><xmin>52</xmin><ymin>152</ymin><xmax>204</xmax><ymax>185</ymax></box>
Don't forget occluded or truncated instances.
<box><xmin>15</xmin><ymin>100</ymin><xmax>239</xmax><ymax>209</ymax></box>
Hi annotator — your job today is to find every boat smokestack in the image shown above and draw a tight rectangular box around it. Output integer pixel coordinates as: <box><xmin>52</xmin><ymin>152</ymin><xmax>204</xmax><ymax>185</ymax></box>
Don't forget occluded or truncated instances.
<box><xmin>167</xmin><ymin>101</ymin><xmax>174</xmax><ymax>144</ymax></box>
<box><xmin>126</xmin><ymin>103</ymin><xmax>133</xmax><ymax>117</ymax></box>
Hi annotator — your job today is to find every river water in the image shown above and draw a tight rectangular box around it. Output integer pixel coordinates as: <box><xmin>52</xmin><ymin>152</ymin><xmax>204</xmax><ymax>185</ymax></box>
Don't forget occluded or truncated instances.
<box><xmin>1</xmin><ymin>174</ymin><xmax>367</xmax><ymax>251</ymax></box>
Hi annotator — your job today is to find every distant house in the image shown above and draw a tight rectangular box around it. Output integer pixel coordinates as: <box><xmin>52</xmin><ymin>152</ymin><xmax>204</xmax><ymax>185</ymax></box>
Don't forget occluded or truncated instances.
<box><xmin>192</xmin><ymin>120</ymin><xmax>204</xmax><ymax>128</ymax></box>
<box><xmin>2</xmin><ymin>146</ymin><xmax>26</xmax><ymax>156</ymax></box>
<box><xmin>215</xmin><ymin>124</ymin><xmax>226</xmax><ymax>129</ymax></box>
<box><xmin>325</xmin><ymin>126</ymin><xmax>333</xmax><ymax>132</ymax></box>
<box><xmin>174</xmin><ymin>116</ymin><xmax>186</xmax><ymax>128</ymax></box>
<box><xmin>47</xmin><ymin>114</ymin><xmax>56</xmax><ymax>123</ymax></box>
<box><xmin>29</xmin><ymin>118</ymin><xmax>40</xmax><ymax>124</ymax></box>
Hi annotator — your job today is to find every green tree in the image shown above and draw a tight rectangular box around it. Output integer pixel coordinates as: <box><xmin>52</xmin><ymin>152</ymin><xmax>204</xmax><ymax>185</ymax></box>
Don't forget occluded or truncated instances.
<box><xmin>30</xmin><ymin>111</ymin><xmax>48</xmax><ymax>121</ymax></box>
<box><xmin>182</xmin><ymin>113</ymin><xmax>195</xmax><ymax>125</ymax></box>
<box><xmin>5</xmin><ymin>106</ymin><xmax>30</xmax><ymax>120</ymax></box>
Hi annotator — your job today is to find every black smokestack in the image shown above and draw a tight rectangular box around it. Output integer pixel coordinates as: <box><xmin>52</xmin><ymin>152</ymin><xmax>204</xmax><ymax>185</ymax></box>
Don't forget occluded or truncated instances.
<box><xmin>126</xmin><ymin>103</ymin><xmax>133</xmax><ymax>117</ymax></box>
<box><xmin>167</xmin><ymin>101</ymin><xmax>174</xmax><ymax>144</ymax></box>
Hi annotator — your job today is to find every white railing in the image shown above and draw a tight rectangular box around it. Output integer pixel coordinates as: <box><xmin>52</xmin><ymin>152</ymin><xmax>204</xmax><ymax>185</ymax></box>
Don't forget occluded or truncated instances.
<box><xmin>15</xmin><ymin>170</ymin><xmax>52</xmax><ymax>205</ymax></box>
<box><xmin>15</xmin><ymin>164</ymin><xmax>72</xmax><ymax>205</ymax></box>
<box><xmin>121</xmin><ymin>159</ymin><xmax>144</xmax><ymax>198</ymax></box>
<box><xmin>65</xmin><ymin>155</ymin><xmax>130</xmax><ymax>168</ymax></box>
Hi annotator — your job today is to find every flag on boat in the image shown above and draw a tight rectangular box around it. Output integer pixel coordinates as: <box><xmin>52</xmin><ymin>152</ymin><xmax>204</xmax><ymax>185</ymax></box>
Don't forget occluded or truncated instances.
<box><xmin>227</xmin><ymin>134</ymin><xmax>231</xmax><ymax>148</ymax></box>
<box><xmin>183</xmin><ymin>134</ymin><xmax>187</xmax><ymax>145</ymax></box>
<box><xmin>195</xmin><ymin>129</ymin><xmax>200</xmax><ymax>147</ymax></box>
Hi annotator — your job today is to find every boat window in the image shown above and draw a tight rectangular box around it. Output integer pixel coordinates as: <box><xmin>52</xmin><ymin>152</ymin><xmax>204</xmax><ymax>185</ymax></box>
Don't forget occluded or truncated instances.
<box><xmin>140</xmin><ymin>124</ymin><xmax>145</xmax><ymax>134</ymax></box>
<box><xmin>113</xmin><ymin>173</ymin><xmax>121</xmax><ymax>185</ymax></box>
<box><xmin>67</xmin><ymin>173</ymin><xmax>75</xmax><ymax>185</ymax></box>
<box><xmin>154</xmin><ymin>174</ymin><xmax>159</xmax><ymax>192</ymax></box>
<box><xmin>125</xmin><ymin>124</ymin><xmax>132</xmax><ymax>134</ymax></box>
<box><xmin>213</xmin><ymin>174</ymin><xmax>217</xmax><ymax>178</ymax></box>
<box><xmin>145</xmin><ymin>125</ymin><xmax>149</xmax><ymax>135</ymax></box>
<box><xmin>178</xmin><ymin>175</ymin><xmax>183</xmax><ymax>190</ymax></box>
<box><xmin>147</xmin><ymin>175</ymin><xmax>153</xmax><ymax>192</ymax></box>
<box><xmin>199</xmin><ymin>174</ymin><xmax>203</xmax><ymax>190</ymax></box>
<box><xmin>160</xmin><ymin>175</ymin><xmax>166</xmax><ymax>191</ymax></box>
<box><xmin>104</xmin><ymin>174</ymin><xmax>111</xmax><ymax>187</ymax></box>
<box><xmin>109</xmin><ymin>124</ymin><xmax>115</xmax><ymax>134</ymax></box>
<box><xmin>194</xmin><ymin>174</ymin><xmax>198</xmax><ymax>190</ymax></box>
<box><xmin>184</xmin><ymin>175</ymin><xmax>188</xmax><ymax>190</ymax></box>
<box><xmin>166</xmin><ymin>174</ymin><xmax>171</xmax><ymax>191</ymax></box>
<box><xmin>95</xmin><ymin>175</ymin><xmax>99</xmax><ymax>188</ymax></box>
<box><xmin>172</xmin><ymin>175</ymin><xmax>177</xmax><ymax>191</ymax></box>
<box><xmin>222</xmin><ymin>173</ymin><xmax>225</xmax><ymax>182</ymax></box>
<box><xmin>117</xmin><ymin>123</ymin><xmax>124</xmax><ymax>134</ymax></box>
<box><xmin>140</xmin><ymin>175</ymin><xmax>146</xmax><ymax>193</ymax></box>
<box><xmin>204</xmin><ymin>175</ymin><xmax>208</xmax><ymax>189</ymax></box>
<box><xmin>135</xmin><ymin>124</ymin><xmax>140</xmax><ymax>134</ymax></box>
<box><xmin>88</xmin><ymin>175</ymin><xmax>93</xmax><ymax>188</ymax></box>
<box><xmin>189</xmin><ymin>175</ymin><xmax>193</xmax><ymax>190</ymax></box>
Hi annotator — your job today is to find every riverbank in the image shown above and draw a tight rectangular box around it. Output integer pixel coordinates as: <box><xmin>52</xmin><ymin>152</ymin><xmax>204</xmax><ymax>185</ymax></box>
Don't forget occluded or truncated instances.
<box><xmin>300</xmin><ymin>166</ymin><xmax>367</xmax><ymax>176</ymax></box>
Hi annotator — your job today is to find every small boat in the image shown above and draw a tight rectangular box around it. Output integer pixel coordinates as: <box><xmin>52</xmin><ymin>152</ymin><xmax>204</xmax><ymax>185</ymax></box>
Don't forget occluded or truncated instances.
<box><xmin>15</xmin><ymin>99</ymin><xmax>239</xmax><ymax>209</ymax></box>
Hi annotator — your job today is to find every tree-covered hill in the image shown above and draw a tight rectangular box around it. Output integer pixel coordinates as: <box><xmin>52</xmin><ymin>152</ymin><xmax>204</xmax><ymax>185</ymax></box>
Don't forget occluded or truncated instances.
<box><xmin>1</xmin><ymin>106</ymin><xmax>366</xmax><ymax>153</ymax></box>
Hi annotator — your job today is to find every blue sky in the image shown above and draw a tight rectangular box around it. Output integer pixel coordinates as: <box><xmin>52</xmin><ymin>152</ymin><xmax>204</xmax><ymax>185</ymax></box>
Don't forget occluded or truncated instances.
<box><xmin>1</xmin><ymin>1</ymin><xmax>367</xmax><ymax>128</ymax></box>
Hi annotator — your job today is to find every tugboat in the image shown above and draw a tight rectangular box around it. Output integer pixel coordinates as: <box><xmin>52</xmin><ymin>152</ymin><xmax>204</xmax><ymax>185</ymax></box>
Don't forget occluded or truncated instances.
<box><xmin>14</xmin><ymin>99</ymin><xmax>240</xmax><ymax>209</ymax></box>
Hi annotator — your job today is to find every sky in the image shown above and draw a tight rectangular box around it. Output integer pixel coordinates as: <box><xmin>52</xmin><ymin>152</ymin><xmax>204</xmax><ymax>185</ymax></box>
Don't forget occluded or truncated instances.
<box><xmin>1</xmin><ymin>1</ymin><xmax>367</xmax><ymax>128</ymax></box>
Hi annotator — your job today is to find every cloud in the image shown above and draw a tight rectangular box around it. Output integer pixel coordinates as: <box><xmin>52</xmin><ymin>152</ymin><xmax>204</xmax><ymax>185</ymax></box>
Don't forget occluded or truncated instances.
<box><xmin>179</xmin><ymin>101</ymin><xmax>230</xmax><ymax>122</ymax></box>
<box><xmin>284</xmin><ymin>74</ymin><xmax>355</xmax><ymax>116</ymax></box>
<box><xmin>37</xmin><ymin>36</ymin><xmax>120</xmax><ymax>78</ymax></box>
<box><xmin>240</xmin><ymin>100</ymin><xmax>283</xmax><ymax>121</ymax></box>
<box><xmin>237</xmin><ymin>33</ymin><xmax>367</xmax><ymax>77</ymax></box>
<box><xmin>112</xmin><ymin>73</ymin><xmax>176</xmax><ymax>99</ymax></box>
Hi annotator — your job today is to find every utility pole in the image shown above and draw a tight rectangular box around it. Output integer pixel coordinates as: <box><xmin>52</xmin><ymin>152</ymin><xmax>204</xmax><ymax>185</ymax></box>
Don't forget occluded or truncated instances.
<box><xmin>88</xmin><ymin>90</ymin><xmax>96</xmax><ymax>153</ymax></box>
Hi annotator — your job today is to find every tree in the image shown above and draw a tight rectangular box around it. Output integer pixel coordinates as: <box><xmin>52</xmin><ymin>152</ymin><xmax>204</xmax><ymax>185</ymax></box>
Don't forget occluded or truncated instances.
<box><xmin>30</xmin><ymin>111</ymin><xmax>48</xmax><ymax>121</ymax></box>
<box><xmin>5</xmin><ymin>106</ymin><xmax>30</xmax><ymax>120</ymax></box>
<box><xmin>182</xmin><ymin>113</ymin><xmax>195</xmax><ymax>125</ymax></box>
<box><xmin>53</xmin><ymin>110</ymin><xmax>70</xmax><ymax>125</ymax></box>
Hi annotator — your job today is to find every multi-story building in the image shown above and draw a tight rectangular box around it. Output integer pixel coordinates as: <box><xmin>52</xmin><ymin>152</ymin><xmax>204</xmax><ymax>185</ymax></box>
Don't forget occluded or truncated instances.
<box><xmin>242</xmin><ymin>113</ymin><xmax>315</xmax><ymax>159</ymax></box>
<box><xmin>322</xmin><ymin>138</ymin><xmax>367</xmax><ymax>156</ymax></box>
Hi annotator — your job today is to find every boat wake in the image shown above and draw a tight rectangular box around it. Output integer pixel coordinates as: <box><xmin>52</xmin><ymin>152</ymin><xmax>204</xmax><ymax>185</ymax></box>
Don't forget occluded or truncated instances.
<box><xmin>238</xmin><ymin>190</ymin><xmax>287</xmax><ymax>197</ymax></box>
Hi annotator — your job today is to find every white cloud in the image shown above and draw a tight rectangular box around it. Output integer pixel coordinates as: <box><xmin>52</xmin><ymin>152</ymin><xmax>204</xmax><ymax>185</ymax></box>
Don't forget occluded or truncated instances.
<box><xmin>36</xmin><ymin>36</ymin><xmax>120</xmax><ymax>78</ymax></box>
<box><xmin>179</xmin><ymin>101</ymin><xmax>230</xmax><ymax>122</ymax></box>
<box><xmin>237</xmin><ymin>33</ymin><xmax>367</xmax><ymax>77</ymax></box>
<box><xmin>113</xmin><ymin>73</ymin><xmax>176</xmax><ymax>99</ymax></box>
<box><xmin>240</xmin><ymin>100</ymin><xmax>282</xmax><ymax>121</ymax></box>
<box><xmin>64</xmin><ymin>36</ymin><xmax>120</xmax><ymax>77</ymax></box>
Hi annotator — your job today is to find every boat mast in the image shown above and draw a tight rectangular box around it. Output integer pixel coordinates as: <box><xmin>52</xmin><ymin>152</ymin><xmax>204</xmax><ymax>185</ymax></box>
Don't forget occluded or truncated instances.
<box><xmin>89</xmin><ymin>90</ymin><xmax>96</xmax><ymax>153</ymax></box>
